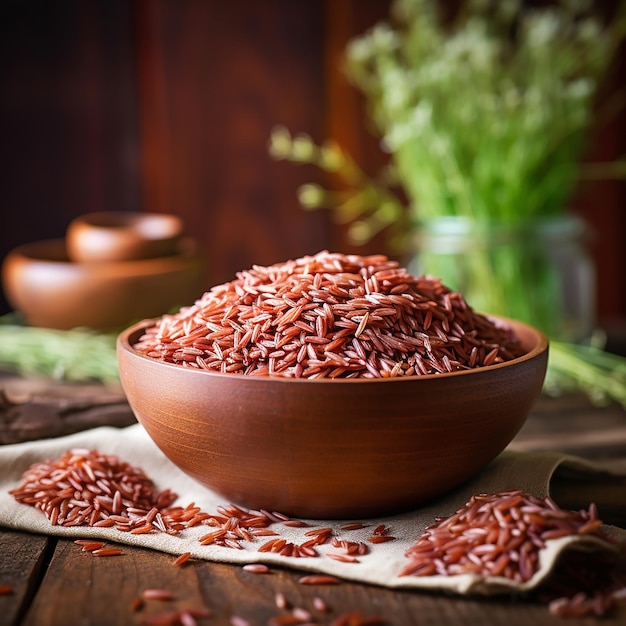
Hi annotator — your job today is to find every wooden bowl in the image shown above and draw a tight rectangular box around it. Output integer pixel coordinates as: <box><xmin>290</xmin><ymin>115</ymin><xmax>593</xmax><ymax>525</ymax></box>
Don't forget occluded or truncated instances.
<box><xmin>2</xmin><ymin>239</ymin><xmax>203</xmax><ymax>331</ymax></box>
<box><xmin>117</xmin><ymin>317</ymin><xmax>549</xmax><ymax>519</ymax></box>
<box><xmin>66</xmin><ymin>212</ymin><xmax>183</xmax><ymax>263</ymax></box>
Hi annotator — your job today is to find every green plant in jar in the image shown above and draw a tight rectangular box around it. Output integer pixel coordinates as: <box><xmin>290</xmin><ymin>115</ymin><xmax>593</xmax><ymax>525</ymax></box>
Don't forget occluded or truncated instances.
<box><xmin>269</xmin><ymin>0</ymin><xmax>626</xmax><ymax>406</ymax></box>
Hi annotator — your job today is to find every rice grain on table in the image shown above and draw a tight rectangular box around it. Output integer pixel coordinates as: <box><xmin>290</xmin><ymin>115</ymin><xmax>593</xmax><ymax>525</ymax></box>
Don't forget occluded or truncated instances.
<box><xmin>92</xmin><ymin>547</ymin><xmax>123</xmax><ymax>557</ymax></box>
<box><xmin>133</xmin><ymin>251</ymin><xmax>524</xmax><ymax>378</ymax></box>
<box><xmin>242</xmin><ymin>563</ymin><xmax>270</xmax><ymax>574</ymax></box>
<box><xmin>298</xmin><ymin>575</ymin><xmax>341</xmax><ymax>585</ymax></box>
<box><xmin>11</xmin><ymin>450</ymin><xmax>625</xmax><ymax>620</ymax></box>
<box><xmin>274</xmin><ymin>592</ymin><xmax>288</xmax><ymax>610</ymax></box>
<box><xmin>173</xmin><ymin>552</ymin><xmax>191</xmax><ymax>567</ymax></box>
<box><xmin>142</xmin><ymin>589</ymin><xmax>174</xmax><ymax>601</ymax></box>
<box><xmin>312</xmin><ymin>596</ymin><xmax>328</xmax><ymax>612</ymax></box>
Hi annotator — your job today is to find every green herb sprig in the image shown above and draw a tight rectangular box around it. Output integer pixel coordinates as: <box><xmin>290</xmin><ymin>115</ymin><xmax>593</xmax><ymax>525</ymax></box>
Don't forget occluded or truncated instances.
<box><xmin>0</xmin><ymin>315</ymin><xmax>119</xmax><ymax>384</ymax></box>
<box><xmin>271</xmin><ymin>0</ymin><xmax>626</xmax><ymax>244</ymax></box>
<box><xmin>269</xmin><ymin>0</ymin><xmax>626</xmax><ymax>408</ymax></box>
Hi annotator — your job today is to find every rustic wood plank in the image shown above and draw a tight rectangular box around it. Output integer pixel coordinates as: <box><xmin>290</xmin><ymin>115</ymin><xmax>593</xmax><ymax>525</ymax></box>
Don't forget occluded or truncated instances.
<box><xmin>15</xmin><ymin>534</ymin><xmax>625</xmax><ymax>625</ymax></box>
<box><xmin>511</xmin><ymin>395</ymin><xmax>626</xmax><ymax>463</ymax></box>
<box><xmin>0</xmin><ymin>376</ymin><xmax>135</xmax><ymax>445</ymax></box>
<box><xmin>21</xmin><ymin>538</ymin><xmax>207</xmax><ymax>626</ymax></box>
<box><xmin>0</xmin><ymin>530</ymin><xmax>51</xmax><ymax>626</ymax></box>
<box><xmin>192</xmin><ymin>558</ymin><xmax>626</xmax><ymax>624</ymax></box>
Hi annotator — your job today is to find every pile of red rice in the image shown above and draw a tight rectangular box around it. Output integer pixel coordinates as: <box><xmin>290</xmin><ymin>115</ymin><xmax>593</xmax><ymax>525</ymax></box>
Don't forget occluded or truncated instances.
<box><xmin>133</xmin><ymin>251</ymin><xmax>524</xmax><ymax>378</ymax></box>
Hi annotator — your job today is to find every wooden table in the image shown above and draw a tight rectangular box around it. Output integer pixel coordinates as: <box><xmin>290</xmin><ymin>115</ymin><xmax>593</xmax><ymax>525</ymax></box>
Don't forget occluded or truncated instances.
<box><xmin>1</xmin><ymin>387</ymin><xmax>625</xmax><ymax>626</ymax></box>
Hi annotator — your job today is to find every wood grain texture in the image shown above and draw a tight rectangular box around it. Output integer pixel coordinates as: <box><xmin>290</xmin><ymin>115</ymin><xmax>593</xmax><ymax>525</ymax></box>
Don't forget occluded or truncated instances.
<box><xmin>0</xmin><ymin>376</ymin><xmax>135</xmax><ymax>445</ymax></box>
<box><xmin>20</xmin><ymin>539</ymin><xmax>206</xmax><ymax>626</ymax></box>
<box><xmin>323</xmin><ymin>0</ymin><xmax>393</xmax><ymax>258</ymax></box>
<box><xmin>0</xmin><ymin>530</ymin><xmax>51</xmax><ymax>626</ymax></box>
<box><xmin>0</xmin><ymin>533</ymin><xmax>622</xmax><ymax>625</ymax></box>
<box><xmin>134</xmin><ymin>0</ymin><xmax>331</xmax><ymax>291</ymax></box>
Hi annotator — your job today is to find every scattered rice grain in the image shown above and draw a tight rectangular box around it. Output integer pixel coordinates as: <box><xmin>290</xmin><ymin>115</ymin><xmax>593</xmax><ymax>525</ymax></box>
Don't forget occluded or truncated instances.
<box><xmin>298</xmin><ymin>575</ymin><xmax>341</xmax><ymax>585</ymax></box>
<box><xmin>242</xmin><ymin>563</ymin><xmax>270</xmax><ymax>574</ymax></box>
<box><xmin>173</xmin><ymin>552</ymin><xmax>191</xmax><ymax>567</ymax></box>
<box><xmin>92</xmin><ymin>547</ymin><xmax>123</xmax><ymax>557</ymax></box>
<box><xmin>142</xmin><ymin>589</ymin><xmax>174</xmax><ymax>601</ymax></box>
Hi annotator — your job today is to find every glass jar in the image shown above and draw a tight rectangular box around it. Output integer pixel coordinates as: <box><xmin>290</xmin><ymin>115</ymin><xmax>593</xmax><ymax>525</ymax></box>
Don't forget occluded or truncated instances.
<box><xmin>408</xmin><ymin>215</ymin><xmax>596</xmax><ymax>342</ymax></box>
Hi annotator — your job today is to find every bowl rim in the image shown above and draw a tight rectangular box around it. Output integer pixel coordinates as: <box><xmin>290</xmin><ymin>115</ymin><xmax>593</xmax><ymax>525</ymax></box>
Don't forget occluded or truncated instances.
<box><xmin>68</xmin><ymin>211</ymin><xmax>182</xmax><ymax>237</ymax></box>
<box><xmin>117</xmin><ymin>314</ymin><xmax>549</xmax><ymax>385</ymax></box>
<box><xmin>5</xmin><ymin>238</ymin><xmax>200</xmax><ymax>271</ymax></box>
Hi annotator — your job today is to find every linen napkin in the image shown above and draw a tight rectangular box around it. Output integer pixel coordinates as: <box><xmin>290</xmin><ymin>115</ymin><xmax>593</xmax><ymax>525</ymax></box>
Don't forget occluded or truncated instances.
<box><xmin>1</xmin><ymin>424</ymin><xmax>624</xmax><ymax>596</ymax></box>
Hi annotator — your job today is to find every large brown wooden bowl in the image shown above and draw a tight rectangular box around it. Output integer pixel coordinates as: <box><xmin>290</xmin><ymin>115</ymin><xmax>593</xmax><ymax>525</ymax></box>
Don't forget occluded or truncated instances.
<box><xmin>117</xmin><ymin>317</ymin><xmax>548</xmax><ymax>519</ymax></box>
<box><xmin>2</xmin><ymin>239</ymin><xmax>203</xmax><ymax>331</ymax></box>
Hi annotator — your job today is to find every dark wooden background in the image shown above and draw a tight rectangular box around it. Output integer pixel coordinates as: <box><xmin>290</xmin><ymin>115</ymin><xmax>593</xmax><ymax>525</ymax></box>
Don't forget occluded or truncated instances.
<box><xmin>1</xmin><ymin>0</ymin><xmax>624</xmax><ymax>325</ymax></box>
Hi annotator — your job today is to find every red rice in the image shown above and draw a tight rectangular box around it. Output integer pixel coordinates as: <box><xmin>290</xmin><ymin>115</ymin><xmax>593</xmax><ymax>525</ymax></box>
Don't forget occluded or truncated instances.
<box><xmin>173</xmin><ymin>551</ymin><xmax>191</xmax><ymax>567</ymax></box>
<box><xmin>91</xmin><ymin>547</ymin><xmax>123</xmax><ymax>557</ymax></box>
<box><xmin>74</xmin><ymin>539</ymin><xmax>105</xmax><ymax>552</ymax></box>
<box><xmin>400</xmin><ymin>489</ymin><xmax>626</xmax><ymax>617</ymax></box>
<box><xmin>298</xmin><ymin>575</ymin><xmax>341</xmax><ymax>585</ymax></box>
<box><xmin>142</xmin><ymin>588</ymin><xmax>174</xmax><ymax>601</ymax></box>
<box><xmin>9</xmin><ymin>449</ymin><xmax>181</xmax><ymax>534</ymax></box>
<box><xmin>13</xmin><ymin>448</ymin><xmax>624</xmax><ymax>619</ymax></box>
<box><xmin>400</xmin><ymin>490</ymin><xmax>607</xmax><ymax>580</ymax></box>
<box><xmin>10</xmin><ymin>451</ymin><xmax>285</xmax><ymax>553</ymax></box>
<box><xmin>274</xmin><ymin>592</ymin><xmax>288</xmax><ymax>610</ymax></box>
<box><xmin>340</xmin><ymin>522</ymin><xmax>367</xmax><ymax>531</ymax></box>
<box><xmin>242</xmin><ymin>563</ymin><xmax>270</xmax><ymax>574</ymax></box>
<box><xmin>312</xmin><ymin>596</ymin><xmax>328</xmax><ymax>612</ymax></box>
<box><xmin>133</xmin><ymin>251</ymin><xmax>524</xmax><ymax>378</ymax></box>
<box><xmin>327</xmin><ymin>553</ymin><xmax>360</xmax><ymax>563</ymax></box>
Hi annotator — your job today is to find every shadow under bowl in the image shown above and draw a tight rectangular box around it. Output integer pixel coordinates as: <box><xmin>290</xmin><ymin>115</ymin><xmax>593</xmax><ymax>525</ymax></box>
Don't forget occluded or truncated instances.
<box><xmin>117</xmin><ymin>316</ymin><xmax>548</xmax><ymax>519</ymax></box>
<box><xmin>2</xmin><ymin>238</ymin><xmax>203</xmax><ymax>330</ymax></box>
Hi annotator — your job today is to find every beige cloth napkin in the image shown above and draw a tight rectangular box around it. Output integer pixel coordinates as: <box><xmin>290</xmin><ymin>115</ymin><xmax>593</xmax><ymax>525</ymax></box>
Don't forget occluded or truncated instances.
<box><xmin>1</xmin><ymin>424</ymin><xmax>624</xmax><ymax>595</ymax></box>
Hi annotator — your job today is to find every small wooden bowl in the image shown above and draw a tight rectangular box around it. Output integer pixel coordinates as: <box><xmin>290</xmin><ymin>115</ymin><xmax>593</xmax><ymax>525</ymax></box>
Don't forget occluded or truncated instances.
<box><xmin>2</xmin><ymin>239</ymin><xmax>203</xmax><ymax>331</ymax></box>
<box><xmin>117</xmin><ymin>317</ymin><xmax>549</xmax><ymax>519</ymax></box>
<box><xmin>66</xmin><ymin>212</ymin><xmax>183</xmax><ymax>263</ymax></box>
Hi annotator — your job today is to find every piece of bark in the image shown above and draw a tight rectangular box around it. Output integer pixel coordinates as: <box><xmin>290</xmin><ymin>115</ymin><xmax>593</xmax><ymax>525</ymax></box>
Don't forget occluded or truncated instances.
<box><xmin>0</xmin><ymin>376</ymin><xmax>136</xmax><ymax>445</ymax></box>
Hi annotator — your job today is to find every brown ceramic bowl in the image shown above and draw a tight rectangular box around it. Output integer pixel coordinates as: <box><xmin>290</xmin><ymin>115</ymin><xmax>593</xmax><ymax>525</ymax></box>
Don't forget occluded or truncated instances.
<box><xmin>2</xmin><ymin>239</ymin><xmax>203</xmax><ymax>331</ymax></box>
<box><xmin>66</xmin><ymin>212</ymin><xmax>183</xmax><ymax>263</ymax></box>
<box><xmin>117</xmin><ymin>317</ymin><xmax>548</xmax><ymax>519</ymax></box>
